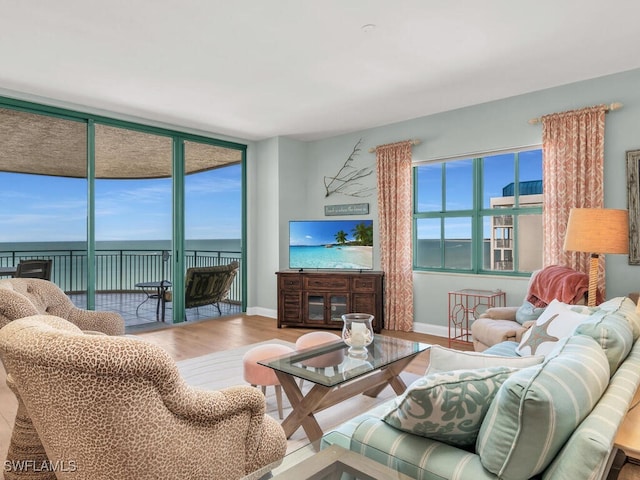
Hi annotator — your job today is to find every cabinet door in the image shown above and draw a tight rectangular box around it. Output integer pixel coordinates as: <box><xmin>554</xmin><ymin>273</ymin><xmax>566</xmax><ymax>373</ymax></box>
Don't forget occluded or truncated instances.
<box><xmin>328</xmin><ymin>294</ymin><xmax>349</xmax><ymax>326</ymax></box>
<box><xmin>305</xmin><ymin>293</ymin><xmax>327</xmax><ymax>325</ymax></box>
<box><xmin>352</xmin><ymin>293</ymin><xmax>380</xmax><ymax>330</ymax></box>
<box><xmin>280</xmin><ymin>291</ymin><xmax>302</xmax><ymax>323</ymax></box>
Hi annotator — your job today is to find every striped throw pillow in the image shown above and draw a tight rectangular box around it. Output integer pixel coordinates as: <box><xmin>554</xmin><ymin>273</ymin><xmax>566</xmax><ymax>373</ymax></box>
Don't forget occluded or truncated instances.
<box><xmin>476</xmin><ymin>335</ymin><xmax>609</xmax><ymax>480</ymax></box>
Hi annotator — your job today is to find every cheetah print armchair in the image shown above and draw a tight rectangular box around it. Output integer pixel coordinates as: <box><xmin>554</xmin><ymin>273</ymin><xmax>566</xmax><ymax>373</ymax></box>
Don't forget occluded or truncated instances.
<box><xmin>0</xmin><ymin>315</ymin><xmax>287</xmax><ymax>480</ymax></box>
<box><xmin>0</xmin><ymin>278</ymin><xmax>125</xmax><ymax>336</ymax></box>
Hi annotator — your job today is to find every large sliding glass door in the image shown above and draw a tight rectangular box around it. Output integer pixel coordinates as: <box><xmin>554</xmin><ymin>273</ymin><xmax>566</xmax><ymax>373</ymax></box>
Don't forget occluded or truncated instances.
<box><xmin>0</xmin><ymin>97</ymin><xmax>246</xmax><ymax>326</ymax></box>
<box><xmin>94</xmin><ymin>124</ymin><xmax>173</xmax><ymax>324</ymax></box>
<box><xmin>183</xmin><ymin>141</ymin><xmax>243</xmax><ymax>319</ymax></box>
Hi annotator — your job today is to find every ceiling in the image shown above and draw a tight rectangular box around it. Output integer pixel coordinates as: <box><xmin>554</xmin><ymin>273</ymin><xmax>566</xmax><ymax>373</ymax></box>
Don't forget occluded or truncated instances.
<box><xmin>1</xmin><ymin>0</ymin><xmax>639</xmax><ymax>142</ymax></box>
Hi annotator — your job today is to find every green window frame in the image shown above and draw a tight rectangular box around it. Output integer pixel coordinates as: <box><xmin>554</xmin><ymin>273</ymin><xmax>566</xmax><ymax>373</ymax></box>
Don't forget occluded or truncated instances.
<box><xmin>413</xmin><ymin>147</ymin><xmax>543</xmax><ymax>275</ymax></box>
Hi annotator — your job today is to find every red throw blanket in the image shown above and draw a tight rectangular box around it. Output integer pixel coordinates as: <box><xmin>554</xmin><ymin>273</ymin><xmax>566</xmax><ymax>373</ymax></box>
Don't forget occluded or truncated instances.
<box><xmin>526</xmin><ymin>265</ymin><xmax>599</xmax><ymax>308</ymax></box>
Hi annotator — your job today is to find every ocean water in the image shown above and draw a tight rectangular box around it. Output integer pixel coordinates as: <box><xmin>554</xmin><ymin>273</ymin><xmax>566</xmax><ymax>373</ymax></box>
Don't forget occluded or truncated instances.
<box><xmin>290</xmin><ymin>245</ymin><xmax>373</xmax><ymax>270</ymax></box>
<box><xmin>415</xmin><ymin>239</ymin><xmax>492</xmax><ymax>269</ymax></box>
<box><xmin>0</xmin><ymin>239</ymin><xmax>242</xmax><ymax>253</ymax></box>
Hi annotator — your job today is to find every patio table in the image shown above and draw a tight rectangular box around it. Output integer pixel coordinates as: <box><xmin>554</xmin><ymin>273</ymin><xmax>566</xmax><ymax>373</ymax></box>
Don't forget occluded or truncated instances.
<box><xmin>135</xmin><ymin>280</ymin><xmax>171</xmax><ymax>321</ymax></box>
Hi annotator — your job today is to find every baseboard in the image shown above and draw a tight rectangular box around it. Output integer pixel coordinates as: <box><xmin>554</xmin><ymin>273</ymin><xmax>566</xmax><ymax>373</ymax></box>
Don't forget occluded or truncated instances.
<box><xmin>412</xmin><ymin>322</ymin><xmax>448</xmax><ymax>338</ymax></box>
<box><xmin>246</xmin><ymin>306</ymin><xmax>277</xmax><ymax>318</ymax></box>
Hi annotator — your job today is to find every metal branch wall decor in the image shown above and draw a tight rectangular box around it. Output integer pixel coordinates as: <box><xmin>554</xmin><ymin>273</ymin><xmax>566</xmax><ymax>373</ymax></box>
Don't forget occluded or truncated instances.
<box><xmin>324</xmin><ymin>139</ymin><xmax>374</xmax><ymax>198</ymax></box>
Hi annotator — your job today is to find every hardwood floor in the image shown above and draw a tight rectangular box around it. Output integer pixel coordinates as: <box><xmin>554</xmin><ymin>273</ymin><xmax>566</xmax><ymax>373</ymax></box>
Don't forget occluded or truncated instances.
<box><xmin>0</xmin><ymin>314</ymin><xmax>450</xmax><ymax>461</ymax></box>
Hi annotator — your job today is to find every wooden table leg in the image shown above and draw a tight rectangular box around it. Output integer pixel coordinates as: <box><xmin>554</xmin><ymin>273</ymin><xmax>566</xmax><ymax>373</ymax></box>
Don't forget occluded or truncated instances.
<box><xmin>273</xmin><ymin>351</ymin><xmax>422</xmax><ymax>442</ymax></box>
<box><xmin>276</xmin><ymin>371</ymin><xmax>328</xmax><ymax>441</ymax></box>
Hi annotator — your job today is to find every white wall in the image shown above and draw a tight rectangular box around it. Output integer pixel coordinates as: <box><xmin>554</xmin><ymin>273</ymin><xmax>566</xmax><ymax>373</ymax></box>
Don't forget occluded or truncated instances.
<box><xmin>248</xmin><ymin>68</ymin><xmax>640</xmax><ymax>335</ymax></box>
<box><xmin>246</xmin><ymin>138</ymin><xmax>279</xmax><ymax>316</ymax></box>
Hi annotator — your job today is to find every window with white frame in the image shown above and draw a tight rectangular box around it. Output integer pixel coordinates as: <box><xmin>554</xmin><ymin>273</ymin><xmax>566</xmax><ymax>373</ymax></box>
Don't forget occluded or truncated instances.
<box><xmin>413</xmin><ymin>147</ymin><xmax>543</xmax><ymax>274</ymax></box>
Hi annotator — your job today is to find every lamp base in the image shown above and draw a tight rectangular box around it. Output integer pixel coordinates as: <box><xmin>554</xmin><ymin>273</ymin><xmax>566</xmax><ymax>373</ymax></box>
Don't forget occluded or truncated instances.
<box><xmin>587</xmin><ymin>253</ymin><xmax>599</xmax><ymax>307</ymax></box>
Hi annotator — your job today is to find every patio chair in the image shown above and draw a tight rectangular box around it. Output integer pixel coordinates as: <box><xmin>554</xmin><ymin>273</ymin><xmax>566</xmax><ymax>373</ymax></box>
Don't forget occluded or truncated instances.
<box><xmin>163</xmin><ymin>261</ymin><xmax>240</xmax><ymax>320</ymax></box>
<box><xmin>15</xmin><ymin>259</ymin><xmax>52</xmax><ymax>280</ymax></box>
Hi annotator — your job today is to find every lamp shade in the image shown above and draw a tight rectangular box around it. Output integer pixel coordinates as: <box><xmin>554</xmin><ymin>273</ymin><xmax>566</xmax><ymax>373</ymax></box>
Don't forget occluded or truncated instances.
<box><xmin>563</xmin><ymin>208</ymin><xmax>629</xmax><ymax>254</ymax></box>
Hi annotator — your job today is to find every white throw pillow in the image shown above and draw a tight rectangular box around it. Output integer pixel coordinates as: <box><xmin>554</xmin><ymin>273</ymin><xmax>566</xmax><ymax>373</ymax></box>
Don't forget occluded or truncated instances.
<box><xmin>516</xmin><ymin>299</ymin><xmax>591</xmax><ymax>356</ymax></box>
<box><xmin>426</xmin><ymin>344</ymin><xmax>544</xmax><ymax>375</ymax></box>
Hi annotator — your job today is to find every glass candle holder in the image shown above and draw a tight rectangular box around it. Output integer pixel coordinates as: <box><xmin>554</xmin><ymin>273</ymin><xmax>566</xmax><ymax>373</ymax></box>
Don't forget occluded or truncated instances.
<box><xmin>341</xmin><ymin>313</ymin><xmax>374</xmax><ymax>358</ymax></box>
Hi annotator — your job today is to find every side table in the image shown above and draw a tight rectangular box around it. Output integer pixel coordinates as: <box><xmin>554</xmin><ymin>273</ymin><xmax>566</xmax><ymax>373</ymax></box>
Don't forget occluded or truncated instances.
<box><xmin>448</xmin><ymin>289</ymin><xmax>506</xmax><ymax>348</ymax></box>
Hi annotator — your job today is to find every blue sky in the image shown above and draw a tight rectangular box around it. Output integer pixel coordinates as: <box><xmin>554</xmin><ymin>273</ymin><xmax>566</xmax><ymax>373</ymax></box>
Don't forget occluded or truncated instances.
<box><xmin>0</xmin><ymin>164</ymin><xmax>242</xmax><ymax>242</ymax></box>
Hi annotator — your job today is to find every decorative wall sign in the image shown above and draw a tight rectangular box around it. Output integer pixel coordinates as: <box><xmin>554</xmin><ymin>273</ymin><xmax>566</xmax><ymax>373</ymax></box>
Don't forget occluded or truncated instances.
<box><xmin>324</xmin><ymin>203</ymin><xmax>369</xmax><ymax>216</ymax></box>
<box><xmin>324</xmin><ymin>138</ymin><xmax>374</xmax><ymax>198</ymax></box>
<box><xmin>627</xmin><ymin>149</ymin><xmax>640</xmax><ymax>264</ymax></box>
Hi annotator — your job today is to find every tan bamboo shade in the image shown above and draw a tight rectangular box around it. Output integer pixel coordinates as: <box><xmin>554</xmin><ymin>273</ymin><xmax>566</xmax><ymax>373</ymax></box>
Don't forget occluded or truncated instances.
<box><xmin>0</xmin><ymin>107</ymin><xmax>241</xmax><ymax>179</ymax></box>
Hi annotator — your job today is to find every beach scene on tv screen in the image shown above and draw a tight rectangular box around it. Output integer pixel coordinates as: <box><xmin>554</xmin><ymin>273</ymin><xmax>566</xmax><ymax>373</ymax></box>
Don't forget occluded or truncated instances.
<box><xmin>289</xmin><ymin>220</ymin><xmax>373</xmax><ymax>270</ymax></box>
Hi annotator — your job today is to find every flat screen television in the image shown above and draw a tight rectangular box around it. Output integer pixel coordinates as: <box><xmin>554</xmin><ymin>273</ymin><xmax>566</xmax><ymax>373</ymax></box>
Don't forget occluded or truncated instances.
<box><xmin>289</xmin><ymin>219</ymin><xmax>374</xmax><ymax>270</ymax></box>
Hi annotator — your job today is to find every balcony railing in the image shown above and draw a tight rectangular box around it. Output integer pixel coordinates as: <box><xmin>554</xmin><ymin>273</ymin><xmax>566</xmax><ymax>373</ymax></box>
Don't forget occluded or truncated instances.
<box><xmin>0</xmin><ymin>249</ymin><xmax>242</xmax><ymax>304</ymax></box>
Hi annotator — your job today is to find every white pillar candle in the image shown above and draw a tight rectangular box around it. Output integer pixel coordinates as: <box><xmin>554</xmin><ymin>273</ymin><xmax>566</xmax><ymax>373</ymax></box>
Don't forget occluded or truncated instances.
<box><xmin>351</xmin><ymin>322</ymin><xmax>367</xmax><ymax>346</ymax></box>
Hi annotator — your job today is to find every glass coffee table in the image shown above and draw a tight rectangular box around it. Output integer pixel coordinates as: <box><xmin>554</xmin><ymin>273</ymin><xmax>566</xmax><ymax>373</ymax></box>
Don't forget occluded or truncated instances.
<box><xmin>259</xmin><ymin>334</ymin><xmax>429</xmax><ymax>442</ymax></box>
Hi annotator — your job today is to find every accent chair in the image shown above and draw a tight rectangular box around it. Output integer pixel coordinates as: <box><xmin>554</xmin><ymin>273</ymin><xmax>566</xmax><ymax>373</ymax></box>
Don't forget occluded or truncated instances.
<box><xmin>0</xmin><ymin>315</ymin><xmax>287</xmax><ymax>480</ymax></box>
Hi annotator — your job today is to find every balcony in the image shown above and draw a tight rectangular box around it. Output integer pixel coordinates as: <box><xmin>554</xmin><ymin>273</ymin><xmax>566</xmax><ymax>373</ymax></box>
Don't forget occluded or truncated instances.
<box><xmin>0</xmin><ymin>248</ymin><xmax>242</xmax><ymax>330</ymax></box>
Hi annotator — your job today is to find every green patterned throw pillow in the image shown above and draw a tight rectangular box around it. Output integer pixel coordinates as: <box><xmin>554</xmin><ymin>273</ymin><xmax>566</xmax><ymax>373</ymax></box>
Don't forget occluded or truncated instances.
<box><xmin>382</xmin><ymin>366</ymin><xmax>518</xmax><ymax>446</ymax></box>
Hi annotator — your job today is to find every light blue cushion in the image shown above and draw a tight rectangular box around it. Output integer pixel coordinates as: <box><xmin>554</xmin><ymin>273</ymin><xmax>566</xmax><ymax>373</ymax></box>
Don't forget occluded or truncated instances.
<box><xmin>593</xmin><ymin>297</ymin><xmax>640</xmax><ymax>341</ymax></box>
<box><xmin>575</xmin><ymin>308</ymin><xmax>634</xmax><ymax>375</ymax></box>
<box><xmin>515</xmin><ymin>300</ymin><xmax>545</xmax><ymax>325</ymax></box>
<box><xmin>543</xmin><ymin>339</ymin><xmax>640</xmax><ymax>479</ymax></box>
<box><xmin>383</xmin><ymin>367</ymin><xmax>517</xmax><ymax>446</ymax></box>
<box><xmin>482</xmin><ymin>341</ymin><xmax>520</xmax><ymax>357</ymax></box>
<box><xmin>476</xmin><ymin>335</ymin><xmax>610</xmax><ymax>480</ymax></box>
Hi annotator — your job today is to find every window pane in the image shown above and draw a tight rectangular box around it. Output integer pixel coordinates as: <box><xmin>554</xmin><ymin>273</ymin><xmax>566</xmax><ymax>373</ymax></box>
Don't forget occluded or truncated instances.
<box><xmin>483</xmin><ymin>153</ymin><xmax>515</xmax><ymax>209</ymax></box>
<box><xmin>445</xmin><ymin>160</ymin><xmax>472</xmax><ymax>211</ymax></box>
<box><xmin>184</xmin><ymin>141</ymin><xmax>242</xmax><ymax>259</ymax></box>
<box><xmin>415</xmin><ymin>163</ymin><xmax>442</xmax><ymax>212</ymax></box>
<box><xmin>415</xmin><ymin>218</ymin><xmax>441</xmax><ymax>268</ymax></box>
<box><xmin>444</xmin><ymin>217</ymin><xmax>471</xmax><ymax>269</ymax></box>
<box><xmin>95</xmin><ymin>124</ymin><xmax>173</xmax><ymax>309</ymax></box>
<box><xmin>483</xmin><ymin>216</ymin><xmax>514</xmax><ymax>271</ymax></box>
<box><xmin>517</xmin><ymin>214</ymin><xmax>543</xmax><ymax>272</ymax></box>
<box><xmin>0</xmin><ymin>107</ymin><xmax>87</xmax><ymax>293</ymax></box>
<box><xmin>519</xmin><ymin>149</ymin><xmax>543</xmax><ymax>183</ymax></box>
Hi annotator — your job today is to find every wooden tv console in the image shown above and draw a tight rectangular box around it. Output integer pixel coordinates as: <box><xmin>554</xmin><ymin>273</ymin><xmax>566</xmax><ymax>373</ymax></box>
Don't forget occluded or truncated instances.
<box><xmin>276</xmin><ymin>270</ymin><xmax>384</xmax><ymax>333</ymax></box>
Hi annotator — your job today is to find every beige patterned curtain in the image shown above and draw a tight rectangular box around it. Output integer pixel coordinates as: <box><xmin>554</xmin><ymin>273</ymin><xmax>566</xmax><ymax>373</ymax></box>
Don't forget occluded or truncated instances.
<box><xmin>376</xmin><ymin>141</ymin><xmax>413</xmax><ymax>331</ymax></box>
<box><xmin>541</xmin><ymin>105</ymin><xmax>607</xmax><ymax>295</ymax></box>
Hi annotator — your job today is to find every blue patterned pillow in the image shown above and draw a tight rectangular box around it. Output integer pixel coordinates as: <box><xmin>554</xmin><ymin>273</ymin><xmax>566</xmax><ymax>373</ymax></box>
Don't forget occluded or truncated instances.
<box><xmin>382</xmin><ymin>367</ymin><xmax>518</xmax><ymax>446</ymax></box>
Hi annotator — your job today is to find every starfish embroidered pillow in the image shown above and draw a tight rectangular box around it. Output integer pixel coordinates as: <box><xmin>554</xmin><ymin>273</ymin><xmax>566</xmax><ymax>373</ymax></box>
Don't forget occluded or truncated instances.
<box><xmin>516</xmin><ymin>299</ymin><xmax>592</xmax><ymax>356</ymax></box>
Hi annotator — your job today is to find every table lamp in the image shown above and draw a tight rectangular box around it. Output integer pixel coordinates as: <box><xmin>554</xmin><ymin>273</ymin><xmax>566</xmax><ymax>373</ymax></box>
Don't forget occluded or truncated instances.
<box><xmin>563</xmin><ymin>208</ymin><xmax>629</xmax><ymax>306</ymax></box>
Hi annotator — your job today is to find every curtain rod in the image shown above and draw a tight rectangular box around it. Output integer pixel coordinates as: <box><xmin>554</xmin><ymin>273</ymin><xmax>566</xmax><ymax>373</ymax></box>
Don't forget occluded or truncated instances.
<box><xmin>368</xmin><ymin>139</ymin><xmax>421</xmax><ymax>153</ymax></box>
<box><xmin>528</xmin><ymin>102</ymin><xmax>623</xmax><ymax>125</ymax></box>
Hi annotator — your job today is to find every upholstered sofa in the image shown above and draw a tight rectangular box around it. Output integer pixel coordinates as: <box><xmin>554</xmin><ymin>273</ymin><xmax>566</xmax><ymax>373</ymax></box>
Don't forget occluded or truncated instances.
<box><xmin>0</xmin><ymin>315</ymin><xmax>286</xmax><ymax>480</ymax></box>
<box><xmin>0</xmin><ymin>278</ymin><xmax>125</xmax><ymax>335</ymax></box>
<box><xmin>325</xmin><ymin>296</ymin><xmax>640</xmax><ymax>480</ymax></box>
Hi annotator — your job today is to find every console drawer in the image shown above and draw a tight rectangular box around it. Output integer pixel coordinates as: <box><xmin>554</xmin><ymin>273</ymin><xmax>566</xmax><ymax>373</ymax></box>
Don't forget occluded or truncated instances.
<box><xmin>352</xmin><ymin>276</ymin><xmax>377</xmax><ymax>292</ymax></box>
<box><xmin>303</xmin><ymin>276</ymin><xmax>350</xmax><ymax>291</ymax></box>
<box><xmin>279</xmin><ymin>275</ymin><xmax>301</xmax><ymax>290</ymax></box>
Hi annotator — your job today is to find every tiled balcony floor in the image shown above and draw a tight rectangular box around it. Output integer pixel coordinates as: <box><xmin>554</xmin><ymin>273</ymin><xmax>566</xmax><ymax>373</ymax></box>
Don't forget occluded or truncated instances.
<box><xmin>68</xmin><ymin>291</ymin><xmax>241</xmax><ymax>333</ymax></box>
